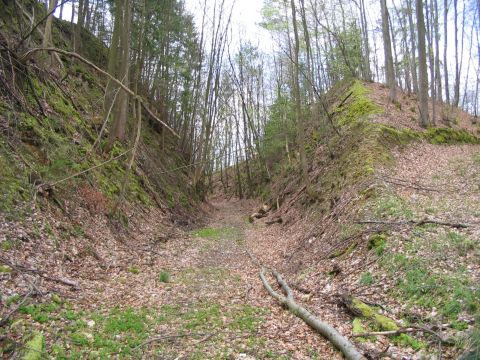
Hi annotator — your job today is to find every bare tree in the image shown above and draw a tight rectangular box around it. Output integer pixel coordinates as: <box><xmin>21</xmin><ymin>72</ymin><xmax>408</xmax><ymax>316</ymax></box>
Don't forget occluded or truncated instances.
<box><xmin>416</xmin><ymin>0</ymin><xmax>430</xmax><ymax>126</ymax></box>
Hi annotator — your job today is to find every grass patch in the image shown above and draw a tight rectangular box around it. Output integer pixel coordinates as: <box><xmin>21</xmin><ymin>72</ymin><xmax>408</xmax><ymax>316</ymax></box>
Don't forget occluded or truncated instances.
<box><xmin>382</xmin><ymin>253</ymin><xmax>479</xmax><ymax>320</ymax></box>
<box><xmin>191</xmin><ymin>226</ymin><xmax>241</xmax><ymax>241</ymax></box>
<box><xmin>158</xmin><ymin>271</ymin><xmax>170</xmax><ymax>283</ymax></box>
<box><xmin>359</xmin><ymin>272</ymin><xmax>374</xmax><ymax>286</ymax></box>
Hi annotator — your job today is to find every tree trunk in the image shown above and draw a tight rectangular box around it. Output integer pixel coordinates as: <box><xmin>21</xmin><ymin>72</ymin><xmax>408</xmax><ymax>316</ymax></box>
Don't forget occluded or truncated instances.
<box><xmin>43</xmin><ymin>0</ymin><xmax>58</xmax><ymax>47</ymax></box>
<box><xmin>381</xmin><ymin>0</ymin><xmax>396</xmax><ymax>101</ymax></box>
<box><xmin>453</xmin><ymin>0</ymin><xmax>460</xmax><ymax>107</ymax></box>
<box><xmin>407</xmin><ymin>0</ymin><xmax>419</xmax><ymax>93</ymax></box>
<box><xmin>416</xmin><ymin>0</ymin><xmax>430</xmax><ymax>127</ymax></box>
<box><xmin>290</xmin><ymin>0</ymin><xmax>310</xmax><ymax>192</ymax></box>
<box><xmin>443</xmin><ymin>0</ymin><xmax>450</xmax><ymax>103</ymax></box>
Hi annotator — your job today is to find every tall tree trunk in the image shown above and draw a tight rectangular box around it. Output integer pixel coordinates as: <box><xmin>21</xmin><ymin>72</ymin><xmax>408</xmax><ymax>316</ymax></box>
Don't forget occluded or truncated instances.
<box><xmin>433</xmin><ymin>0</ymin><xmax>442</xmax><ymax>103</ymax></box>
<box><xmin>359</xmin><ymin>0</ymin><xmax>372</xmax><ymax>81</ymax></box>
<box><xmin>381</xmin><ymin>0</ymin><xmax>396</xmax><ymax>101</ymax></box>
<box><xmin>443</xmin><ymin>0</ymin><xmax>450</xmax><ymax>103</ymax></box>
<box><xmin>43</xmin><ymin>0</ymin><xmax>58</xmax><ymax>47</ymax></box>
<box><xmin>453</xmin><ymin>0</ymin><xmax>460</xmax><ymax>107</ymax></box>
<box><xmin>407</xmin><ymin>0</ymin><xmax>419</xmax><ymax>93</ymax></box>
<box><xmin>290</xmin><ymin>0</ymin><xmax>310</xmax><ymax>192</ymax></box>
<box><xmin>416</xmin><ymin>0</ymin><xmax>430</xmax><ymax>127</ymax></box>
<box><xmin>426</xmin><ymin>0</ymin><xmax>436</xmax><ymax>124</ymax></box>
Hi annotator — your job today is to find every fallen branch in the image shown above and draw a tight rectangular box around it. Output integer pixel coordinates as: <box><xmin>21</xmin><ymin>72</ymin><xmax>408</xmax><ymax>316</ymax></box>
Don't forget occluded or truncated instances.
<box><xmin>357</xmin><ymin>219</ymin><xmax>470</xmax><ymax>229</ymax></box>
<box><xmin>42</xmin><ymin>149</ymin><xmax>131</xmax><ymax>189</ymax></box>
<box><xmin>0</xmin><ymin>256</ymin><xmax>80</xmax><ymax>290</ymax></box>
<box><xmin>376</xmin><ymin>175</ymin><xmax>440</xmax><ymax>192</ymax></box>
<box><xmin>260</xmin><ymin>268</ymin><xmax>366</xmax><ymax>360</ymax></box>
<box><xmin>0</xmin><ymin>284</ymin><xmax>35</xmax><ymax>327</ymax></box>
<box><xmin>19</xmin><ymin>47</ymin><xmax>179</xmax><ymax>138</ymax></box>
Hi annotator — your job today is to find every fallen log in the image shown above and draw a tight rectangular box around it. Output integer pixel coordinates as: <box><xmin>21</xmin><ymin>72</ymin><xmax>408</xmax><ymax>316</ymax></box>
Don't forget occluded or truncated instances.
<box><xmin>260</xmin><ymin>268</ymin><xmax>366</xmax><ymax>360</ymax></box>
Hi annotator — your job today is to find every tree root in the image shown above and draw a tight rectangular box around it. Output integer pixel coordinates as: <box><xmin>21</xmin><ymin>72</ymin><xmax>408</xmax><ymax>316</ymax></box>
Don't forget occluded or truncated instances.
<box><xmin>259</xmin><ymin>268</ymin><xmax>366</xmax><ymax>360</ymax></box>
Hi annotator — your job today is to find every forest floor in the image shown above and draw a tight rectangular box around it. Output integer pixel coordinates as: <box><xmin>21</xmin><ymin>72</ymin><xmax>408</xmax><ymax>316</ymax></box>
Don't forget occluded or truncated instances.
<box><xmin>2</xmin><ymin>142</ymin><xmax>479</xmax><ymax>359</ymax></box>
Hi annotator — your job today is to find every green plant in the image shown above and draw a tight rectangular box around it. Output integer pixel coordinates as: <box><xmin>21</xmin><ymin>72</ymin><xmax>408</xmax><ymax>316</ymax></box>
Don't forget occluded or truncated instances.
<box><xmin>158</xmin><ymin>271</ymin><xmax>170</xmax><ymax>283</ymax></box>
<box><xmin>127</xmin><ymin>266</ymin><xmax>140</xmax><ymax>274</ymax></box>
<box><xmin>368</xmin><ymin>233</ymin><xmax>387</xmax><ymax>256</ymax></box>
<box><xmin>359</xmin><ymin>272</ymin><xmax>374</xmax><ymax>286</ymax></box>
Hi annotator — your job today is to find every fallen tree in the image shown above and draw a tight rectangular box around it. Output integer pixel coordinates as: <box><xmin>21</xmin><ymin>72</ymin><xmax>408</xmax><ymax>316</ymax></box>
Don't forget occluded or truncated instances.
<box><xmin>259</xmin><ymin>268</ymin><xmax>366</xmax><ymax>360</ymax></box>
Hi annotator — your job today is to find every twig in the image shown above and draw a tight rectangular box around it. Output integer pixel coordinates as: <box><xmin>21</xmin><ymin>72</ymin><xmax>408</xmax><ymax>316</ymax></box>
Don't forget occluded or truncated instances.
<box><xmin>376</xmin><ymin>175</ymin><xmax>440</xmax><ymax>192</ymax></box>
<box><xmin>16</xmin><ymin>0</ymin><xmax>72</xmax><ymax>50</ymax></box>
<box><xmin>42</xmin><ymin>149</ymin><xmax>132</xmax><ymax>189</ymax></box>
<box><xmin>0</xmin><ymin>256</ymin><xmax>79</xmax><ymax>289</ymax></box>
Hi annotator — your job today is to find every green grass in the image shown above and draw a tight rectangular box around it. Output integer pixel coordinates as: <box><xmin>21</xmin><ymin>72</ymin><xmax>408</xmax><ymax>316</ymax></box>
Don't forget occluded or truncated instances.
<box><xmin>373</xmin><ymin>193</ymin><xmax>413</xmax><ymax>219</ymax></box>
<box><xmin>359</xmin><ymin>272</ymin><xmax>374</xmax><ymax>286</ymax></box>
<box><xmin>158</xmin><ymin>271</ymin><xmax>170</xmax><ymax>283</ymax></box>
<box><xmin>191</xmin><ymin>226</ymin><xmax>240</xmax><ymax>240</ymax></box>
<box><xmin>9</xmin><ymin>296</ymin><xmax>268</xmax><ymax>358</ymax></box>
<box><xmin>381</xmin><ymin>253</ymin><xmax>479</xmax><ymax>320</ymax></box>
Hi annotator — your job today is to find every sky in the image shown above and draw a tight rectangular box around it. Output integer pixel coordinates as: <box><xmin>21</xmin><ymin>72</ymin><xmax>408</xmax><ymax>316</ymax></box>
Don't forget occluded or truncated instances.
<box><xmin>184</xmin><ymin>0</ymin><xmax>273</xmax><ymax>51</ymax></box>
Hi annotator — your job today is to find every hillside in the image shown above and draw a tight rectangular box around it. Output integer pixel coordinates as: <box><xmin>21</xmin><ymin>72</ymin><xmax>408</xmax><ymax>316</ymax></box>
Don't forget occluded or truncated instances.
<box><xmin>243</xmin><ymin>80</ymin><xmax>480</xmax><ymax>359</ymax></box>
<box><xmin>1</xmin><ymin>1</ymin><xmax>479</xmax><ymax>359</ymax></box>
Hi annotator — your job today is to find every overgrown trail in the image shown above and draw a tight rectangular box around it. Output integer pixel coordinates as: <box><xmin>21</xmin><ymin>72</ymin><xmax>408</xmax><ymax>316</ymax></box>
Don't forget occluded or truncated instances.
<box><xmin>135</xmin><ymin>196</ymin><xmax>344</xmax><ymax>359</ymax></box>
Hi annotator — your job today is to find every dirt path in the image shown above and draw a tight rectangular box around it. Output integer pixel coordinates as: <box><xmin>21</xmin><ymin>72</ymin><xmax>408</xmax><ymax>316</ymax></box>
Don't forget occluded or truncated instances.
<box><xmin>147</xmin><ymin>196</ymin><xmax>343</xmax><ymax>359</ymax></box>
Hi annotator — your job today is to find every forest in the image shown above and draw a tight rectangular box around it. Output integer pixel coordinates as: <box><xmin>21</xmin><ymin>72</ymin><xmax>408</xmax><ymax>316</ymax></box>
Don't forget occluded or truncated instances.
<box><xmin>0</xmin><ymin>0</ymin><xmax>479</xmax><ymax>359</ymax></box>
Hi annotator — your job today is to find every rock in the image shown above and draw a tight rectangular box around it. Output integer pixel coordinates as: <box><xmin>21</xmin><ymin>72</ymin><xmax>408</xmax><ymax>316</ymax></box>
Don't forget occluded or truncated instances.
<box><xmin>17</xmin><ymin>229</ymin><xmax>29</xmax><ymax>242</ymax></box>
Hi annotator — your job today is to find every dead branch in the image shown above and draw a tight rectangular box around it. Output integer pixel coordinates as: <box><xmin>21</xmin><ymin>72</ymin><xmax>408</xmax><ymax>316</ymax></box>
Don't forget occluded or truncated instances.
<box><xmin>357</xmin><ymin>219</ymin><xmax>470</xmax><ymax>229</ymax></box>
<box><xmin>43</xmin><ymin>149</ymin><xmax>132</xmax><ymax>189</ymax></box>
<box><xmin>19</xmin><ymin>47</ymin><xmax>179</xmax><ymax>138</ymax></box>
<box><xmin>260</xmin><ymin>268</ymin><xmax>366</xmax><ymax>360</ymax></box>
<box><xmin>0</xmin><ymin>256</ymin><xmax>80</xmax><ymax>290</ymax></box>
<box><xmin>376</xmin><ymin>175</ymin><xmax>440</xmax><ymax>192</ymax></box>
<box><xmin>0</xmin><ymin>284</ymin><xmax>35</xmax><ymax>327</ymax></box>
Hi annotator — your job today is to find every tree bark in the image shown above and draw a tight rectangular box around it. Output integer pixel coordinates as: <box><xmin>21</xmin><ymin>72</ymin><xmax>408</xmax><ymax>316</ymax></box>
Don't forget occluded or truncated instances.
<box><xmin>381</xmin><ymin>0</ymin><xmax>396</xmax><ymax>101</ymax></box>
<box><xmin>416</xmin><ymin>0</ymin><xmax>430</xmax><ymax>127</ymax></box>
<box><xmin>260</xmin><ymin>269</ymin><xmax>366</xmax><ymax>360</ymax></box>
<box><xmin>290</xmin><ymin>0</ymin><xmax>310</xmax><ymax>192</ymax></box>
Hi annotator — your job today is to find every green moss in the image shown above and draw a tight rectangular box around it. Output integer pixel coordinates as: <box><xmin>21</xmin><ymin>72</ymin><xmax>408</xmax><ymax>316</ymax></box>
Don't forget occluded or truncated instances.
<box><xmin>352</xmin><ymin>318</ymin><xmax>372</xmax><ymax>342</ymax></box>
<box><xmin>21</xmin><ymin>332</ymin><xmax>43</xmax><ymax>360</ymax></box>
<box><xmin>127</xmin><ymin>266</ymin><xmax>140</xmax><ymax>274</ymax></box>
<box><xmin>425</xmin><ymin>128</ymin><xmax>480</xmax><ymax>144</ymax></box>
<box><xmin>0</xmin><ymin>265</ymin><xmax>12</xmax><ymax>273</ymax></box>
<box><xmin>328</xmin><ymin>241</ymin><xmax>357</xmax><ymax>259</ymax></box>
<box><xmin>368</xmin><ymin>233</ymin><xmax>387</xmax><ymax>256</ymax></box>
<box><xmin>332</xmin><ymin>80</ymin><xmax>382</xmax><ymax>126</ymax></box>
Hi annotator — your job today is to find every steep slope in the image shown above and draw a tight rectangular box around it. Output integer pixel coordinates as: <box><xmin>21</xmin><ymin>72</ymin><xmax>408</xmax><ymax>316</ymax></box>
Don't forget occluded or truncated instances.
<box><xmin>0</xmin><ymin>2</ymin><xmax>201</xmax><ymax>357</ymax></box>
<box><xmin>245</xmin><ymin>80</ymin><xmax>480</xmax><ymax>359</ymax></box>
